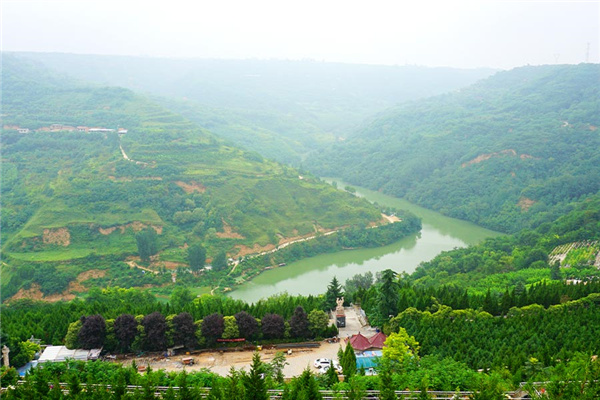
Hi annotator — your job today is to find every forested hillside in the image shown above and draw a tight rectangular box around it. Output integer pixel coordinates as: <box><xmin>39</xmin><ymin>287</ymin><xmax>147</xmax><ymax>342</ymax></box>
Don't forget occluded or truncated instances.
<box><xmin>13</xmin><ymin>52</ymin><xmax>494</xmax><ymax>164</ymax></box>
<box><xmin>1</xmin><ymin>55</ymin><xmax>406</xmax><ymax>301</ymax></box>
<box><xmin>307</xmin><ymin>64</ymin><xmax>600</xmax><ymax>233</ymax></box>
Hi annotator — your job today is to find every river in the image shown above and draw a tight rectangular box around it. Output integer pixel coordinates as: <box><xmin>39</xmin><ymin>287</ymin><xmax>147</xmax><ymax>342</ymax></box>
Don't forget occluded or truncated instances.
<box><xmin>228</xmin><ymin>179</ymin><xmax>502</xmax><ymax>303</ymax></box>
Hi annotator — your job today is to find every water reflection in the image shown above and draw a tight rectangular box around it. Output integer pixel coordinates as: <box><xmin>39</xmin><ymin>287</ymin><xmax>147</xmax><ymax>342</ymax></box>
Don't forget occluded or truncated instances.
<box><xmin>227</xmin><ymin>179</ymin><xmax>501</xmax><ymax>303</ymax></box>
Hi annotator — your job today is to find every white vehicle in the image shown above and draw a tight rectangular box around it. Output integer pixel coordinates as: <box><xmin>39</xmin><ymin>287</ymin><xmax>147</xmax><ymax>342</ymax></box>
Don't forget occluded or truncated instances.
<box><xmin>314</xmin><ymin>358</ymin><xmax>332</xmax><ymax>368</ymax></box>
<box><xmin>314</xmin><ymin>358</ymin><xmax>342</xmax><ymax>372</ymax></box>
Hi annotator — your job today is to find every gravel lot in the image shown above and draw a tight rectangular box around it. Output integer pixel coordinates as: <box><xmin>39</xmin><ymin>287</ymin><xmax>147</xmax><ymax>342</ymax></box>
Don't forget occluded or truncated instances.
<box><xmin>118</xmin><ymin>307</ymin><xmax>375</xmax><ymax>378</ymax></box>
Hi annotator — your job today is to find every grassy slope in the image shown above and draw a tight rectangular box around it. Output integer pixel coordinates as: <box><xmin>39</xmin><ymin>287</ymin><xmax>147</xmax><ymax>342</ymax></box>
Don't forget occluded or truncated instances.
<box><xmin>307</xmin><ymin>64</ymin><xmax>600</xmax><ymax>233</ymax></box>
<box><xmin>1</xmin><ymin>55</ymin><xmax>384</xmax><ymax>297</ymax></box>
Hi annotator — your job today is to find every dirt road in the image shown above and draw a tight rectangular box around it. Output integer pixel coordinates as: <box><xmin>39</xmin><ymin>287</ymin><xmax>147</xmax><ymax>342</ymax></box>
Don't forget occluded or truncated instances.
<box><xmin>117</xmin><ymin>307</ymin><xmax>375</xmax><ymax>378</ymax></box>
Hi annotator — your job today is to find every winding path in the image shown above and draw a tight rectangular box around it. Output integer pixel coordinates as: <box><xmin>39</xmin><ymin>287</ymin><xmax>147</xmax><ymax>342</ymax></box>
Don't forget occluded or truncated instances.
<box><xmin>119</xmin><ymin>138</ymin><xmax>149</xmax><ymax>166</ymax></box>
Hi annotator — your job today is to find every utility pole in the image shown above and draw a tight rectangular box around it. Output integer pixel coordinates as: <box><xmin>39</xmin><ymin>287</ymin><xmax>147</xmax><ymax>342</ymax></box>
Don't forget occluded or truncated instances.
<box><xmin>586</xmin><ymin>42</ymin><xmax>590</xmax><ymax>63</ymax></box>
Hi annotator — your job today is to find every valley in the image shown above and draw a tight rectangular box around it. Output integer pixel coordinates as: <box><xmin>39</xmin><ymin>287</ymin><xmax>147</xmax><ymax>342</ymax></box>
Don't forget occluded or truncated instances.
<box><xmin>229</xmin><ymin>180</ymin><xmax>501</xmax><ymax>303</ymax></box>
<box><xmin>1</xmin><ymin>52</ymin><xmax>600</xmax><ymax>399</ymax></box>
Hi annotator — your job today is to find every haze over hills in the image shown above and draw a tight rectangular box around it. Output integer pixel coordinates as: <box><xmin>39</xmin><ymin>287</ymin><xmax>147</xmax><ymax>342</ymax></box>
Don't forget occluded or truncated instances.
<box><xmin>1</xmin><ymin>54</ymin><xmax>395</xmax><ymax>300</ymax></box>
<box><xmin>307</xmin><ymin>64</ymin><xmax>600</xmax><ymax>233</ymax></box>
<box><xmin>12</xmin><ymin>52</ymin><xmax>495</xmax><ymax>164</ymax></box>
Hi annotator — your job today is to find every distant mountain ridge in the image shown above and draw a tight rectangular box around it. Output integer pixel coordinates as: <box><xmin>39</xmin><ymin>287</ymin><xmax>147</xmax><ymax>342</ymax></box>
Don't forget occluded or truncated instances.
<box><xmin>12</xmin><ymin>52</ymin><xmax>496</xmax><ymax>164</ymax></box>
<box><xmin>306</xmin><ymin>64</ymin><xmax>600</xmax><ymax>233</ymax></box>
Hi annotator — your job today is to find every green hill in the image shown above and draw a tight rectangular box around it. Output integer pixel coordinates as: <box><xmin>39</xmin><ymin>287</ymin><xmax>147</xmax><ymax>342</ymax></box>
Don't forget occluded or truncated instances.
<box><xmin>13</xmin><ymin>52</ymin><xmax>495</xmax><ymax>164</ymax></box>
<box><xmin>307</xmin><ymin>64</ymin><xmax>600</xmax><ymax>233</ymax></box>
<box><xmin>1</xmin><ymin>55</ymin><xmax>395</xmax><ymax>300</ymax></box>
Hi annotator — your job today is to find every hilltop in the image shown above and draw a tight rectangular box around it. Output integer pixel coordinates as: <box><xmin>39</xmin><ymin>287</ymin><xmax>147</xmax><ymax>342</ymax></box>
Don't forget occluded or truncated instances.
<box><xmin>307</xmin><ymin>64</ymin><xmax>600</xmax><ymax>233</ymax></box>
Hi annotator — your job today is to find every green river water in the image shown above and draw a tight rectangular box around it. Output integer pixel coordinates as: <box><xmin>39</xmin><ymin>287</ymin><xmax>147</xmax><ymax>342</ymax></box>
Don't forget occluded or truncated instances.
<box><xmin>228</xmin><ymin>179</ymin><xmax>502</xmax><ymax>303</ymax></box>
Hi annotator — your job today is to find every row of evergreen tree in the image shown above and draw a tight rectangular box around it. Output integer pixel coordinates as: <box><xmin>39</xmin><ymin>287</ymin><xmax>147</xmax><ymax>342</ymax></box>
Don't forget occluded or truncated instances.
<box><xmin>65</xmin><ymin>306</ymin><xmax>338</xmax><ymax>354</ymax></box>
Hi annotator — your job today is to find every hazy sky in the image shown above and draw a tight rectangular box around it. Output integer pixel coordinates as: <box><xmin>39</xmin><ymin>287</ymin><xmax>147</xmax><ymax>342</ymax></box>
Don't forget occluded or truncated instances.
<box><xmin>2</xmin><ymin>0</ymin><xmax>599</xmax><ymax>69</ymax></box>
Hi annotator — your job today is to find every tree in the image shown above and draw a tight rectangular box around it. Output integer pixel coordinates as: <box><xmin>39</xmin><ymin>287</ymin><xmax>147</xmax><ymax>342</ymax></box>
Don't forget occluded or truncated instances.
<box><xmin>207</xmin><ymin>378</ymin><xmax>224</xmax><ymax>400</ymax></box>
<box><xmin>67</xmin><ymin>372</ymin><xmax>82</xmax><ymax>397</ymax></box>
<box><xmin>113</xmin><ymin>369</ymin><xmax>128</xmax><ymax>400</ymax></box>
<box><xmin>170</xmin><ymin>287</ymin><xmax>194</xmax><ymax>311</ymax></box>
<box><xmin>64</xmin><ymin>320</ymin><xmax>82</xmax><ymax>349</ymax></box>
<box><xmin>289</xmin><ymin>306</ymin><xmax>310</xmax><ymax>338</ymax></box>
<box><xmin>308</xmin><ymin>309</ymin><xmax>330</xmax><ymax>338</ymax></box>
<box><xmin>325</xmin><ymin>276</ymin><xmax>344</xmax><ymax>310</ymax></box>
<box><xmin>212</xmin><ymin>251</ymin><xmax>228</xmax><ymax>271</ymax></box>
<box><xmin>235</xmin><ymin>311</ymin><xmax>258</xmax><ymax>340</ymax></box>
<box><xmin>142</xmin><ymin>312</ymin><xmax>167</xmax><ymax>351</ymax></box>
<box><xmin>261</xmin><ymin>313</ymin><xmax>285</xmax><ymax>339</ymax></box>
<box><xmin>470</xmin><ymin>373</ymin><xmax>506</xmax><ymax>400</ymax></box>
<box><xmin>482</xmin><ymin>289</ymin><xmax>498</xmax><ymax>315</ymax></box>
<box><xmin>78</xmin><ymin>314</ymin><xmax>106</xmax><ymax>349</ymax></box>
<box><xmin>378</xmin><ymin>269</ymin><xmax>400</xmax><ymax>323</ymax></box>
<box><xmin>381</xmin><ymin>328</ymin><xmax>419</xmax><ymax>370</ymax></box>
<box><xmin>188</xmin><ymin>243</ymin><xmax>206</xmax><ymax>272</ymax></box>
<box><xmin>136</xmin><ymin>228</ymin><xmax>158</xmax><ymax>262</ymax></box>
<box><xmin>342</xmin><ymin>344</ymin><xmax>357</xmax><ymax>378</ymax></box>
<box><xmin>178</xmin><ymin>370</ymin><xmax>196</xmax><ymax>400</ymax></box>
<box><xmin>286</xmin><ymin>368</ymin><xmax>322</xmax><ymax>400</ymax></box>
<box><xmin>344</xmin><ymin>272</ymin><xmax>374</xmax><ymax>295</ymax></box>
<box><xmin>225</xmin><ymin>366</ymin><xmax>245</xmax><ymax>400</ymax></box>
<box><xmin>201</xmin><ymin>313</ymin><xmax>225</xmax><ymax>343</ymax></box>
<box><xmin>345</xmin><ymin>376</ymin><xmax>366</xmax><ymax>400</ymax></box>
<box><xmin>269</xmin><ymin>351</ymin><xmax>288</xmax><ymax>384</ymax></box>
<box><xmin>114</xmin><ymin>314</ymin><xmax>139</xmax><ymax>352</ymax></box>
<box><xmin>0</xmin><ymin>367</ymin><xmax>18</xmax><ymax>388</ymax></box>
<box><xmin>325</xmin><ymin>360</ymin><xmax>339</xmax><ymax>388</ymax></box>
<box><xmin>378</xmin><ymin>359</ymin><xmax>396</xmax><ymax>400</ymax></box>
<box><xmin>242</xmin><ymin>352</ymin><xmax>268</xmax><ymax>400</ymax></box>
<box><xmin>173</xmin><ymin>312</ymin><xmax>197</xmax><ymax>349</ymax></box>
<box><xmin>551</xmin><ymin>261</ymin><xmax>562</xmax><ymax>280</ymax></box>
<box><xmin>223</xmin><ymin>316</ymin><xmax>240</xmax><ymax>339</ymax></box>
<box><xmin>417</xmin><ymin>377</ymin><xmax>432</xmax><ymax>400</ymax></box>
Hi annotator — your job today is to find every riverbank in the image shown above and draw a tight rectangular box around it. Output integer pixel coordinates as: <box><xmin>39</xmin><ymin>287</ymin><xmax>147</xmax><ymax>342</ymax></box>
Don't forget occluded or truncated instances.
<box><xmin>223</xmin><ymin>210</ymin><xmax>422</xmax><ymax>293</ymax></box>
<box><xmin>228</xmin><ymin>180</ymin><xmax>502</xmax><ymax>303</ymax></box>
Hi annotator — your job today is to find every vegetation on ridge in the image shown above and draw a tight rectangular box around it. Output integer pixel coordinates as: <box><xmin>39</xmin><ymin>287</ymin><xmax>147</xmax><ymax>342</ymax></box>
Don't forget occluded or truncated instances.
<box><xmin>1</xmin><ymin>54</ymin><xmax>409</xmax><ymax>301</ymax></box>
<box><xmin>307</xmin><ymin>64</ymin><xmax>600</xmax><ymax>233</ymax></box>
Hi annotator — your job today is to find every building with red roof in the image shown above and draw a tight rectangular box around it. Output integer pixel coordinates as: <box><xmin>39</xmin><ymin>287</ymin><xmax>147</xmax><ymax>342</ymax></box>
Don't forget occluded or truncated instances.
<box><xmin>346</xmin><ymin>332</ymin><xmax>387</xmax><ymax>352</ymax></box>
<box><xmin>367</xmin><ymin>332</ymin><xmax>387</xmax><ymax>349</ymax></box>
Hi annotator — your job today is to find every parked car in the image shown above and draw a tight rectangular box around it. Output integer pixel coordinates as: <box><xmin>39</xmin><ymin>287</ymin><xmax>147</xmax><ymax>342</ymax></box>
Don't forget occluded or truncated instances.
<box><xmin>314</xmin><ymin>358</ymin><xmax>332</xmax><ymax>368</ymax></box>
<box><xmin>314</xmin><ymin>358</ymin><xmax>342</xmax><ymax>373</ymax></box>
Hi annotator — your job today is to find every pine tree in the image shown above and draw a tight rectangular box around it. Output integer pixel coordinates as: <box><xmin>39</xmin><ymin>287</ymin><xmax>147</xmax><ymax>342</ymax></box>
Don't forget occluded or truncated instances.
<box><xmin>288</xmin><ymin>368</ymin><xmax>322</xmax><ymax>400</ymax></box>
<box><xmin>378</xmin><ymin>359</ymin><xmax>396</xmax><ymax>400</ymax></box>
<box><xmin>325</xmin><ymin>276</ymin><xmax>344</xmax><ymax>310</ymax></box>
<box><xmin>67</xmin><ymin>372</ymin><xmax>82</xmax><ymax>397</ymax></box>
<box><xmin>325</xmin><ymin>360</ymin><xmax>339</xmax><ymax>388</ymax></box>
<box><xmin>207</xmin><ymin>378</ymin><xmax>224</xmax><ymax>400</ymax></box>
<box><xmin>345</xmin><ymin>376</ymin><xmax>366</xmax><ymax>400</ymax></box>
<box><xmin>243</xmin><ymin>352</ymin><xmax>268</xmax><ymax>400</ymax></box>
<box><xmin>378</xmin><ymin>269</ymin><xmax>399</xmax><ymax>323</ymax></box>
<box><xmin>482</xmin><ymin>289</ymin><xmax>498</xmax><ymax>315</ymax></box>
<box><xmin>342</xmin><ymin>345</ymin><xmax>357</xmax><ymax>378</ymax></box>
<box><xmin>417</xmin><ymin>376</ymin><xmax>432</xmax><ymax>400</ymax></box>
<box><xmin>226</xmin><ymin>366</ymin><xmax>245</xmax><ymax>400</ymax></box>
<box><xmin>551</xmin><ymin>261</ymin><xmax>562</xmax><ymax>280</ymax></box>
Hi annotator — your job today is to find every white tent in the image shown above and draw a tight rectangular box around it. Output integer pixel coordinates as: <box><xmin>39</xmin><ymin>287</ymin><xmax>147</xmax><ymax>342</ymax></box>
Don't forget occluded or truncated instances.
<box><xmin>38</xmin><ymin>346</ymin><xmax>100</xmax><ymax>363</ymax></box>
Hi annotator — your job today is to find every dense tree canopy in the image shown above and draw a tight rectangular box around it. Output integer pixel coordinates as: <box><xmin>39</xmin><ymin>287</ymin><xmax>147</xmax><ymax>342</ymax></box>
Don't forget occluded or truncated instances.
<box><xmin>142</xmin><ymin>312</ymin><xmax>167</xmax><ymax>351</ymax></box>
